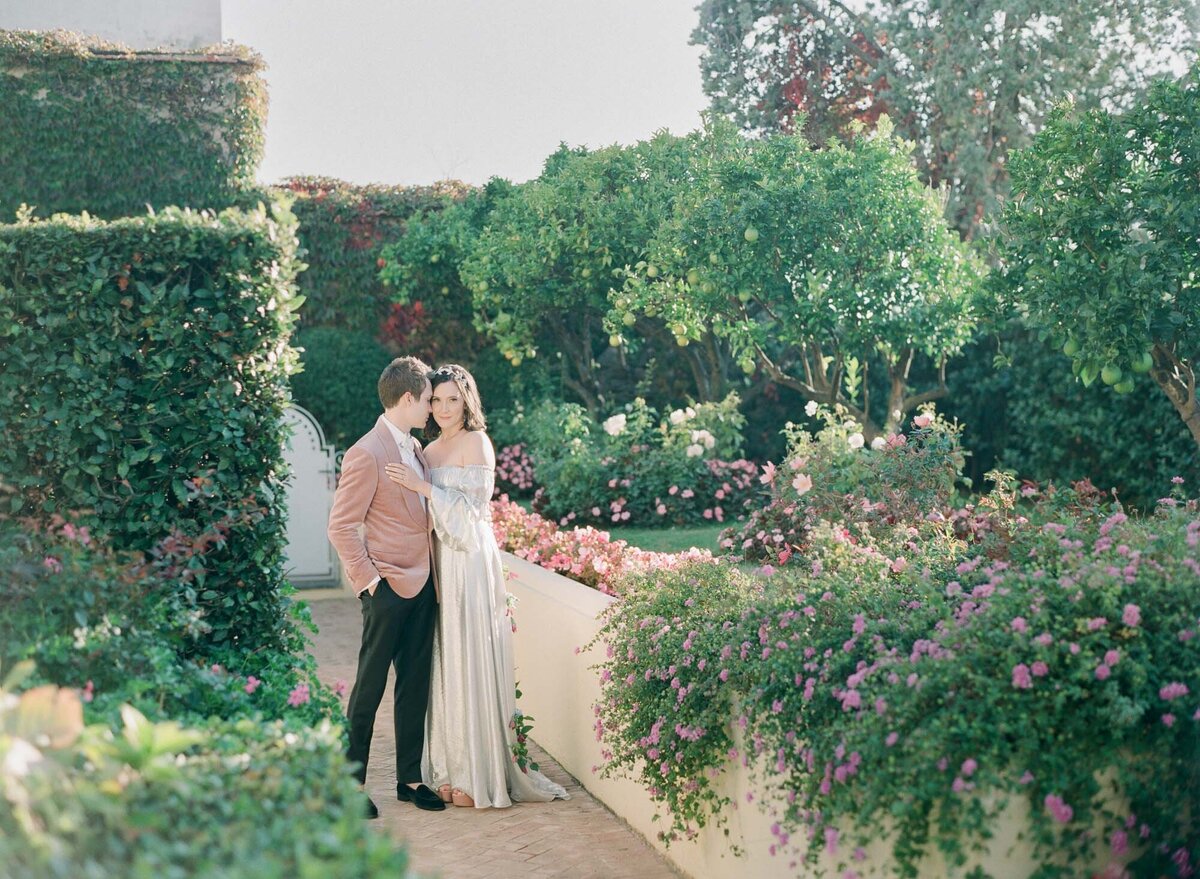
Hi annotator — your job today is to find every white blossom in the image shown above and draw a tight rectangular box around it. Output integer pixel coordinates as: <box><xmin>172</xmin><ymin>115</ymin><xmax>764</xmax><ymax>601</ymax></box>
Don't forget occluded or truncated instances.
<box><xmin>602</xmin><ymin>413</ymin><xmax>627</xmax><ymax>436</ymax></box>
<box><xmin>848</xmin><ymin>432</ymin><xmax>865</xmax><ymax>449</ymax></box>
<box><xmin>805</xmin><ymin>401</ymin><xmax>819</xmax><ymax>417</ymax></box>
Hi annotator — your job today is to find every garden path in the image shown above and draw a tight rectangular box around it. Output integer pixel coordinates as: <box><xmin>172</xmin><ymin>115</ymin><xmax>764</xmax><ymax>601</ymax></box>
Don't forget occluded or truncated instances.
<box><xmin>304</xmin><ymin>590</ymin><xmax>683</xmax><ymax>879</ymax></box>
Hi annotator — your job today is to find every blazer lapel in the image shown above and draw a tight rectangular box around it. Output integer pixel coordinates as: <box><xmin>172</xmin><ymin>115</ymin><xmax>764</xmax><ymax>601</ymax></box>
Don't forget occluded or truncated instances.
<box><xmin>375</xmin><ymin>416</ymin><xmax>426</xmax><ymax>523</ymax></box>
<box><xmin>414</xmin><ymin>442</ymin><xmax>434</xmax><ymax>531</ymax></box>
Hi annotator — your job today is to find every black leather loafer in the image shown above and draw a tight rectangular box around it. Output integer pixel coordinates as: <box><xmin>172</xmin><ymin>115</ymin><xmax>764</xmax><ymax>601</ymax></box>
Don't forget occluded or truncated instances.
<box><xmin>397</xmin><ymin>783</ymin><xmax>447</xmax><ymax>811</ymax></box>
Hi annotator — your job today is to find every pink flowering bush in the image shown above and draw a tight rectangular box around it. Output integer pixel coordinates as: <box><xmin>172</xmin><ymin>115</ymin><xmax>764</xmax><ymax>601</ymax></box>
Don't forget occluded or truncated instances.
<box><xmin>723</xmin><ymin>404</ymin><xmax>965</xmax><ymax>565</ymax></box>
<box><xmin>593</xmin><ymin>476</ymin><xmax>1200</xmax><ymax>876</ymax></box>
<box><xmin>491</xmin><ymin>496</ymin><xmax>716</xmax><ymax>595</ymax></box>
<box><xmin>0</xmin><ymin>512</ymin><xmax>340</xmax><ymax>731</ymax></box>
<box><xmin>495</xmin><ymin>442</ymin><xmax>537</xmax><ymax>497</ymax></box>
<box><xmin>520</xmin><ymin>395</ymin><xmax>760</xmax><ymax>527</ymax></box>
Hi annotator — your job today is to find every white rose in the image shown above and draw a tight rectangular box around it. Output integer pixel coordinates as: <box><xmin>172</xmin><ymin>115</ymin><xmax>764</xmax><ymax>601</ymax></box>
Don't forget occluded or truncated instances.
<box><xmin>704</xmin><ymin>433</ymin><xmax>716</xmax><ymax>450</ymax></box>
<box><xmin>669</xmin><ymin>409</ymin><xmax>686</xmax><ymax>425</ymax></box>
<box><xmin>848</xmin><ymin>432</ymin><xmax>864</xmax><ymax>450</ymax></box>
<box><xmin>685</xmin><ymin>407</ymin><xmax>696</xmax><ymax>419</ymax></box>
<box><xmin>685</xmin><ymin>443</ymin><xmax>704</xmax><ymax>458</ymax></box>
<box><xmin>870</xmin><ymin>436</ymin><xmax>886</xmax><ymax>450</ymax></box>
<box><xmin>805</xmin><ymin>400</ymin><xmax>819</xmax><ymax>417</ymax></box>
<box><xmin>602</xmin><ymin>413</ymin><xmax>627</xmax><ymax>436</ymax></box>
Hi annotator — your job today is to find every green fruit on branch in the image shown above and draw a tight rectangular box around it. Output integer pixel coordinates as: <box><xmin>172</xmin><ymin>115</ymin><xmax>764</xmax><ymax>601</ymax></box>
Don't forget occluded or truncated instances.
<box><xmin>645</xmin><ymin>264</ymin><xmax>659</xmax><ymax>278</ymax></box>
<box><xmin>1113</xmin><ymin>379</ymin><xmax>1136</xmax><ymax>394</ymax></box>
<box><xmin>686</xmin><ymin>269</ymin><xmax>701</xmax><ymax>286</ymax></box>
<box><xmin>743</xmin><ymin>226</ymin><xmax>759</xmax><ymax>243</ymax></box>
<box><xmin>1131</xmin><ymin>350</ymin><xmax>1154</xmax><ymax>373</ymax></box>
<box><xmin>1101</xmin><ymin>364</ymin><xmax>1123</xmax><ymax>385</ymax></box>
<box><xmin>1062</xmin><ymin>337</ymin><xmax>1080</xmax><ymax>357</ymax></box>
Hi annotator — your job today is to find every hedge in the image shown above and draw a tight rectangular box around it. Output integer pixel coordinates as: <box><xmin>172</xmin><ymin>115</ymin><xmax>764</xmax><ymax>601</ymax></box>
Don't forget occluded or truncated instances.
<box><xmin>278</xmin><ymin>175</ymin><xmax>471</xmax><ymax>332</ymax></box>
<box><xmin>0</xmin><ymin>30</ymin><xmax>268</xmax><ymax>221</ymax></box>
<box><xmin>0</xmin><ymin>203</ymin><xmax>304</xmax><ymax>651</ymax></box>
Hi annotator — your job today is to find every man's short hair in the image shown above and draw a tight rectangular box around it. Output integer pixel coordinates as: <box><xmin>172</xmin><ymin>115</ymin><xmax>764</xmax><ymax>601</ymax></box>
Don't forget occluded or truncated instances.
<box><xmin>378</xmin><ymin>356</ymin><xmax>431</xmax><ymax>409</ymax></box>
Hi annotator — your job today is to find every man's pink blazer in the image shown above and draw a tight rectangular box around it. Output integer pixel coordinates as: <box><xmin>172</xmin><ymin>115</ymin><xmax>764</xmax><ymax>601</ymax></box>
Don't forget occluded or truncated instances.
<box><xmin>327</xmin><ymin>415</ymin><xmax>438</xmax><ymax>601</ymax></box>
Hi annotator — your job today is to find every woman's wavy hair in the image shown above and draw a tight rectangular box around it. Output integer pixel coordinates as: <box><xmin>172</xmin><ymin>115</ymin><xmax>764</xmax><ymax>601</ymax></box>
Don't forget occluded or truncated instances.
<box><xmin>425</xmin><ymin>363</ymin><xmax>487</xmax><ymax>437</ymax></box>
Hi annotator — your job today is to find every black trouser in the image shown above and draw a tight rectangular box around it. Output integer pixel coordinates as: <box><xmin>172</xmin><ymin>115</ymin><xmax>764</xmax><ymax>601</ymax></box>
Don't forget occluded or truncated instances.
<box><xmin>345</xmin><ymin>574</ymin><xmax>436</xmax><ymax>788</ymax></box>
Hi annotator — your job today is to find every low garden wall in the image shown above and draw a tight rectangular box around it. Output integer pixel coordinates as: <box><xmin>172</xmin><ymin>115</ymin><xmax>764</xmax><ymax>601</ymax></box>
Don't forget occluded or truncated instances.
<box><xmin>504</xmin><ymin>552</ymin><xmax>1125</xmax><ymax>879</ymax></box>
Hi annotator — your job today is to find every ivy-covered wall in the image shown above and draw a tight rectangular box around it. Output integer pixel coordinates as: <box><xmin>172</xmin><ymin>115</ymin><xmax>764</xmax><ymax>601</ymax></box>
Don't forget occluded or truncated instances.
<box><xmin>0</xmin><ymin>30</ymin><xmax>268</xmax><ymax>221</ymax></box>
<box><xmin>276</xmin><ymin>175</ymin><xmax>471</xmax><ymax>332</ymax></box>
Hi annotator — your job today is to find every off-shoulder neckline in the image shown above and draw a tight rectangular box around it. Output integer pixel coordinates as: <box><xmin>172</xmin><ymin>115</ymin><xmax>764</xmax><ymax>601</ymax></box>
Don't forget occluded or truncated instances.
<box><xmin>429</xmin><ymin>463</ymin><xmax>494</xmax><ymax>471</ymax></box>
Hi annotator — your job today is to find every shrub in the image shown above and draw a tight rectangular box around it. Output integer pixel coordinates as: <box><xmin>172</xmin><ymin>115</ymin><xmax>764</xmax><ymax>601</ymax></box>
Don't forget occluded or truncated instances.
<box><xmin>0</xmin><ymin>676</ymin><xmax>411</xmax><ymax>878</ymax></box>
<box><xmin>724</xmin><ymin>403</ymin><xmax>965</xmax><ymax>563</ymax></box>
<box><xmin>0</xmin><ymin>514</ymin><xmax>340</xmax><ymax>730</ymax></box>
<box><xmin>495</xmin><ymin>443</ymin><xmax>537</xmax><ymax>497</ymax></box>
<box><xmin>523</xmin><ymin>394</ymin><xmax>760</xmax><ymax>527</ymax></box>
<box><xmin>0</xmin><ymin>31</ymin><xmax>267</xmax><ymax>221</ymax></box>
<box><xmin>0</xmin><ymin>204</ymin><xmax>302</xmax><ymax>651</ymax></box>
<box><xmin>594</xmin><ymin>474</ymin><xmax>1200</xmax><ymax>876</ymax></box>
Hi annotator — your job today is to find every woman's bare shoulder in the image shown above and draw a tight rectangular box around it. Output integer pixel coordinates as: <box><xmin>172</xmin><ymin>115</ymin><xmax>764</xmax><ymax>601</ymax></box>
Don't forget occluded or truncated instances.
<box><xmin>458</xmin><ymin>430</ymin><xmax>495</xmax><ymax>467</ymax></box>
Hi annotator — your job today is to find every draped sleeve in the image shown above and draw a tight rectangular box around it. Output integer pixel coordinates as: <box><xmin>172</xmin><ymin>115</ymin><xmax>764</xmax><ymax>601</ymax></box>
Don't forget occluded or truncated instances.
<box><xmin>429</xmin><ymin>466</ymin><xmax>495</xmax><ymax>552</ymax></box>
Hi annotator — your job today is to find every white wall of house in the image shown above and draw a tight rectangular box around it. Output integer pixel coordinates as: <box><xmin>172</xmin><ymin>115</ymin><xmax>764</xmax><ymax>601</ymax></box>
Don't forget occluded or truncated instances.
<box><xmin>0</xmin><ymin>0</ymin><xmax>221</xmax><ymax>50</ymax></box>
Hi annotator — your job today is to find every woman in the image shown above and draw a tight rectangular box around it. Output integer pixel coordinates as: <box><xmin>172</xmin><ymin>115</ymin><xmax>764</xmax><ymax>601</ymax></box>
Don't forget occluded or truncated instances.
<box><xmin>385</xmin><ymin>364</ymin><xmax>568</xmax><ymax>809</ymax></box>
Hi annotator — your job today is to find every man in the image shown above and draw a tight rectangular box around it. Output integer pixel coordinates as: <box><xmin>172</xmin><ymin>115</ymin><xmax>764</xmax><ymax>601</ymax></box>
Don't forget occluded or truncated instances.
<box><xmin>327</xmin><ymin>355</ymin><xmax>445</xmax><ymax>817</ymax></box>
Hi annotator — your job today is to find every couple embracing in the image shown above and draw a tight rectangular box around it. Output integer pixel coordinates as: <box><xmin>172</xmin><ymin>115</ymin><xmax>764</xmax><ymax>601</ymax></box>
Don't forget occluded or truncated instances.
<box><xmin>327</xmin><ymin>355</ymin><xmax>568</xmax><ymax>818</ymax></box>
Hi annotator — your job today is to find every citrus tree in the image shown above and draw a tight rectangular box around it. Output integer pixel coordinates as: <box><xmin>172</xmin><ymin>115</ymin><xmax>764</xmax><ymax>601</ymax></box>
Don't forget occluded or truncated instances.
<box><xmin>613</xmin><ymin>116</ymin><xmax>983</xmax><ymax>438</ymax></box>
<box><xmin>998</xmin><ymin>67</ymin><xmax>1200</xmax><ymax>448</ymax></box>
<box><xmin>457</xmin><ymin>135</ymin><xmax>730</xmax><ymax>412</ymax></box>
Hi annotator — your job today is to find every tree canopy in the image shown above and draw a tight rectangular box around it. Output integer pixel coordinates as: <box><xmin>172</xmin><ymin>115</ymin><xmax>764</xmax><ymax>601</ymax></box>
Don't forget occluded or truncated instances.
<box><xmin>998</xmin><ymin>65</ymin><xmax>1200</xmax><ymax>448</ymax></box>
<box><xmin>692</xmin><ymin>0</ymin><xmax>1197</xmax><ymax>238</ymax></box>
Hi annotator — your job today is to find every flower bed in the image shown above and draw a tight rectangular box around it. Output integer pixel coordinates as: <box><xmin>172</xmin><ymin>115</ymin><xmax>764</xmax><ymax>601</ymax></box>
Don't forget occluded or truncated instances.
<box><xmin>590</xmin><ymin>412</ymin><xmax>1200</xmax><ymax>877</ymax></box>
<box><xmin>491</xmin><ymin>496</ymin><xmax>715</xmax><ymax>595</ymax></box>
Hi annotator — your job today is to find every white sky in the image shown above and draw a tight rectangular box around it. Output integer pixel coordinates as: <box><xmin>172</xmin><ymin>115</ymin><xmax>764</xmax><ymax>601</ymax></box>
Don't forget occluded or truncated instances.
<box><xmin>221</xmin><ymin>0</ymin><xmax>710</xmax><ymax>187</ymax></box>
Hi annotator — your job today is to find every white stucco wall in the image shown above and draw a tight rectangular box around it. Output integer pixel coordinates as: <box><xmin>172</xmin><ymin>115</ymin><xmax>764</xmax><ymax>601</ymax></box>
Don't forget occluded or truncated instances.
<box><xmin>0</xmin><ymin>0</ymin><xmax>221</xmax><ymax>50</ymax></box>
<box><xmin>503</xmin><ymin>552</ymin><xmax>1128</xmax><ymax>879</ymax></box>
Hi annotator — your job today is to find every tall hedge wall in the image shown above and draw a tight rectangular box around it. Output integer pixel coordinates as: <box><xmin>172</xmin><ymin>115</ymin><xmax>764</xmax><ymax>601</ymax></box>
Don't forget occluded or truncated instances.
<box><xmin>0</xmin><ymin>30</ymin><xmax>268</xmax><ymax>221</ymax></box>
<box><xmin>277</xmin><ymin>176</ymin><xmax>471</xmax><ymax>331</ymax></box>
<box><xmin>0</xmin><ymin>203</ymin><xmax>304</xmax><ymax>650</ymax></box>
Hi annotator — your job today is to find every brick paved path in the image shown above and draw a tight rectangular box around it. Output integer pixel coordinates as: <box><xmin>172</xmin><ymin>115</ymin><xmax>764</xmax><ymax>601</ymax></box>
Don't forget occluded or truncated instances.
<box><xmin>304</xmin><ymin>593</ymin><xmax>682</xmax><ymax>879</ymax></box>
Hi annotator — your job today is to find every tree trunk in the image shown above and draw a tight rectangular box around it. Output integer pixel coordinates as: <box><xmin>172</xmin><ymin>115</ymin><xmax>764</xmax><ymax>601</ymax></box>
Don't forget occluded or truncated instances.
<box><xmin>1151</xmin><ymin>344</ymin><xmax>1200</xmax><ymax>450</ymax></box>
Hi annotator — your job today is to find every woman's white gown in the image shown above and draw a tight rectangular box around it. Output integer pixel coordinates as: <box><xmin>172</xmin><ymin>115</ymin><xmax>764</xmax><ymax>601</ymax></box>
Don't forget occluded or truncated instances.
<box><xmin>421</xmin><ymin>464</ymin><xmax>568</xmax><ymax>807</ymax></box>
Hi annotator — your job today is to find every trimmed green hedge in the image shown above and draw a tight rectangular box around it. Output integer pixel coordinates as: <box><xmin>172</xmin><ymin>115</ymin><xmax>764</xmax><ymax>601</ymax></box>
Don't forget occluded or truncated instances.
<box><xmin>278</xmin><ymin>175</ymin><xmax>471</xmax><ymax>332</ymax></box>
<box><xmin>0</xmin><ymin>30</ymin><xmax>268</xmax><ymax>221</ymax></box>
<box><xmin>0</xmin><ymin>203</ymin><xmax>304</xmax><ymax>651</ymax></box>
